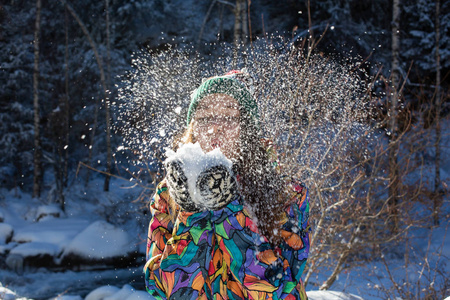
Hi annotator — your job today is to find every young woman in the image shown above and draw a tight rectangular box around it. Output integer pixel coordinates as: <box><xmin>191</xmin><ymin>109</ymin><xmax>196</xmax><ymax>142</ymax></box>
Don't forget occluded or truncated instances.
<box><xmin>144</xmin><ymin>70</ymin><xmax>311</xmax><ymax>299</ymax></box>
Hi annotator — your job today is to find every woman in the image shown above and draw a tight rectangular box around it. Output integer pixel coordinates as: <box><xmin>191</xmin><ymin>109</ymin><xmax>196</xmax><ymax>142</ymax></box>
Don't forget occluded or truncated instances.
<box><xmin>144</xmin><ymin>70</ymin><xmax>311</xmax><ymax>299</ymax></box>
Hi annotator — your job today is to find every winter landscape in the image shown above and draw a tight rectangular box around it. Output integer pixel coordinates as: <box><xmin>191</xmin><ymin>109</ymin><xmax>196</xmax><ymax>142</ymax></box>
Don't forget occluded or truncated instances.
<box><xmin>1</xmin><ymin>1</ymin><xmax>449</xmax><ymax>299</ymax></box>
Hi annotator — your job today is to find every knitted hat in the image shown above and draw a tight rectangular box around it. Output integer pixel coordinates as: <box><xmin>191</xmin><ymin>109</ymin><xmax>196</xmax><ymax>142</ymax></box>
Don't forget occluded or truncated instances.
<box><xmin>186</xmin><ymin>70</ymin><xmax>259</xmax><ymax>127</ymax></box>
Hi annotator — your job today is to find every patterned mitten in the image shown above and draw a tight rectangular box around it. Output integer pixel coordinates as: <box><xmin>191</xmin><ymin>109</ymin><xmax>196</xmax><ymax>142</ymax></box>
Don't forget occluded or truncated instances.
<box><xmin>196</xmin><ymin>165</ymin><xmax>238</xmax><ymax>211</ymax></box>
<box><xmin>165</xmin><ymin>160</ymin><xmax>202</xmax><ymax>212</ymax></box>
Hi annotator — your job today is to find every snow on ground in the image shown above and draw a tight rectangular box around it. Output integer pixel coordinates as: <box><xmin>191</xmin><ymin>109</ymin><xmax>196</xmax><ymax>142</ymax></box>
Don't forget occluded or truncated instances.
<box><xmin>1</xmin><ymin>281</ymin><xmax>364</xmax><ymax>300</ymax></box>
<box><xmin>1</xmin><ymin>267</ymin><xmax>145</xmax><ymax>300</ymax></box>
<box><xmin>0</xmin><ymin>176</ymin><xmax>148</xmax><ymax>299</ymax></box>
<box><xmin>307</xmin><ymin>291</ymin><xmax>363</xmax><ymax>300</ymax></box>
<box><xmin>0</xmin><ymin>285</ymin><xmax>27</xmax><ymax>300</ymax></box>
<box><xmin>85</xmin><ymin>284</ymin><xmax>154</xmax><ymax>300</ymax></box>
<box><xmin>84</xmin><ymin>285</ymin><xmax>121</xmax><ymax>300</ymax></box>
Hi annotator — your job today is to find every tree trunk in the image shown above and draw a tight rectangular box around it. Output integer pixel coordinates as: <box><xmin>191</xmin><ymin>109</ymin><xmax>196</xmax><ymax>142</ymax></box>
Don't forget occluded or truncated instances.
<box><xmin>54</xmin><ymin>142</ymin><xmax>65</xmax><ymax>211</ymax></box>
<box><xmin>219</xmin><ymin>3</ymin><xmax>224</xmax><ymax>40</ymax></box>
<box><xmin>85</xmin><ymin>96</ymin><xmax>100</xmax><ymax>187</ymax></box>
<box><xmin>388</xmin><ymin>0</ymin><xmax>401</xmax><ymax>232</ymax></box>
<box><xmin>433</xmin><ymin>0</ymin><xmax>441</xmax><ymax>225</ymax></box>
<box><xmin>63</xmin><ymin>3</ymin><xmax>70</xmax><ymax>189</ymax></box>
<box><xmin>241</xmin><ymin>0</ymin><xmax>248</xmax><ymax>43</ymax></box>
<box><xmin>234</xmin><ymin>0</ymin><xmax>244</xmax><ymax>47</ymax></box>
<box><xmin>247</xmin><ymin>0</ymin><xmax>252</xmax><ymax>45</ymax></box>
<box><xmin>33</xmin><ymin>0</ymin><xmax>42</xmax><ymax>199</ymax></box>
<box><xmin>104</xmin><ymin>0</ymin><xmax>112</xmax><ymax>192</ymax></box>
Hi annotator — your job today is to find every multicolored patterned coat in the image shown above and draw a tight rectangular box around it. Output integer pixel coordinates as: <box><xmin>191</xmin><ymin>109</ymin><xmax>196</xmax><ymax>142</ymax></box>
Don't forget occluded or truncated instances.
<box><xmin>144</xmin><ymin>179</ymin><xmax>311</xmax><ymax>299</ymax></box>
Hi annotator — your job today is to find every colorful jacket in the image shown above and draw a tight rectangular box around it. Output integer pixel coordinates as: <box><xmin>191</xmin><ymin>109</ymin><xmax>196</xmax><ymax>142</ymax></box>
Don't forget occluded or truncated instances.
<box><xmin>144</xmin><ymin>179</ymin><xmax>311</xmax><ymax>300</ymax></box>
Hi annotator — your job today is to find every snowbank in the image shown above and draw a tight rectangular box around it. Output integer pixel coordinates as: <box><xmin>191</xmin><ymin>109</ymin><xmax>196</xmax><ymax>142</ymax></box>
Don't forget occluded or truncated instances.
<box><xmin>35</xmin><ymin>204</ymin><xmax>65</xmax><ymax>221</ymax></box>
<box><xmin>85</xmin><ymin>284</ymin><xmax>155</xmax><ymax>300</ymax></box>
<box><xmin>85</xmin><ymin>285</ymin><xmax>120</xmax><ymax>300</ymax></box>
<box><xmin>13</xmin><ymin>218</ymin><xmax>89</xmax><ymax>246</ymax></box>
<box><xmin>10</xmin><ymin>241</ymin><xmax>59</xmax><ymax>257</ymax></box>
<box><xmin>49</xmin><ymin>296</ymin><xmax>82</xmax><ymax>300</ymax></box>
<box><xmin>63</xmin><ymin>220</ymin><xmax>136</xmax><ymax>261</ymax></box>
<box><xmin>1</xmin><ymin>284</ymin><xmax>364</xmax><ymax>300</ymax></box>
<box><xmin>307</xmin><ymin>290</ymin><xmax>364</xmax><ymax>300</ymax></box>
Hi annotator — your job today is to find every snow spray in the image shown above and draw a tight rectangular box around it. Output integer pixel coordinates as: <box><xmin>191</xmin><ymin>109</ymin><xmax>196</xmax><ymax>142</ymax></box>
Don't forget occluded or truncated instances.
<box><xmin>115</xmin><ymin>39</ymin><xmax>375</xmax><ymax>208</ymax></box>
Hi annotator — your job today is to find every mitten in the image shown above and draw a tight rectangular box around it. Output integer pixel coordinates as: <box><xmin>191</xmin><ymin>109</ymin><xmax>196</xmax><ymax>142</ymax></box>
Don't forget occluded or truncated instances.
<box><xmin>196</xmin><ymin>165</ymin><xmax>238</xmax><ymax>210</ymax></box>
<box><xmin>165</xmin><ymin>160</ymin><xmax>203</xmax><ymax>212</ymax></box>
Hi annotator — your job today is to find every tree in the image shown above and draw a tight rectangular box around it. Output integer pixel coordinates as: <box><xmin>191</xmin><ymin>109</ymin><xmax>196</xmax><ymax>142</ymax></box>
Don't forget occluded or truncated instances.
<box><xmin>104</xmin><ymin>0</ymin><xmax>112</xmax><ymax>192</ymax></box>
<box><xmin>401</xmin><ymin>0</ymin><xmax>450</xmax><ymax>77</ymax></box>
<box><xmin>234</xmin><ymin>0</ymin><xmax>248</xmax><ymax>46</ymax></box>
<box><xmin>387</xmin><ymin>0</ymin><xmax>401</xmax><ymax>232</ymax></box>
<box><xmin>433</xmin><ymin>0</ymin><xmax>441</xmax><ymax>225</ymax></box>
<box><xmin>33</xmin><ymin>0</ymin><xmax>42</xmax><ymax>198</ymax></box>
<box><xmin>63</xmin><ymin>3</ymin><xmax>70</xmax><ymax>188</ymax></box>
<box><xmin>59</xmin><ymin>0</ymin><xmax>110</xmax><ymax>190</ymax></box>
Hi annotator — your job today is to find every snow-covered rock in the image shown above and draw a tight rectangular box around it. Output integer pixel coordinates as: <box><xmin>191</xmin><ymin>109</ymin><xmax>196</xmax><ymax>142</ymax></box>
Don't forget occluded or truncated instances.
<box><xmin>13</xmin><ymin>218</ymin><xmax>89</xmax><ymax>246</ymax></box>
<box><xmin>5</xmin><ymin>242</ymin><xmax>59</xmax><ymax>273</ymax></box>
<box><xmin>85</xmin><ymin>285</ymin><xmax>155</xmax><ymax>300</ymax></box>
<box><xmin>35</xmin><ymin>204</ymin><xmax>64</xmax><ymax>222</ymax></box>
<box><xmin>85</xmin><ymin>286</ymin><xmax>121</xmax><ymax>300</ymax></box>
<box><xmin>124</xmin><ymin>291</ymin><xmax>155</xmax><ymax>300</ymax></box>
<box><xmin>104</xmin><ymin>284</ymin><xmax>134</xmax><ymax>300</ymax></box>
<box><xmin>0</xmin><ymin>223</ymin><xmax>13</xmax><ymax>244</ymax></box>
<box><xmin>307</xmin><ymin>291</ymin><xmax>364</xmax><ymax>300</ymax></box>
<box><xmin>62</xmin><ymin>221</ymin><xmax>137</xmax><ymax>267</ymax></box>
<box><xmin>10</xmin><ymin>241</ymin><xmax>59</xmax><ymax>257</ymax></box>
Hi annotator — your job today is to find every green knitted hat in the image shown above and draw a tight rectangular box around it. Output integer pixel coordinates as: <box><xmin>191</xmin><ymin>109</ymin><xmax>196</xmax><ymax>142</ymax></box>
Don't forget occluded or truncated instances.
<box><xmin>186</xmin><ymin>73</ymin><xmax>259</xmax><ymax>127</ymax></box>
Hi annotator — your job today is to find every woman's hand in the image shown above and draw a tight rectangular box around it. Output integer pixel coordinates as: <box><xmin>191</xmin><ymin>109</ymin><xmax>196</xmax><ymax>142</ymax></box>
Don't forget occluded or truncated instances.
<box><xmin>165</xmin><ymin>160</ymin><xmax>203</xmax><ymax>212</ymax></box>
<box><xmin>197</xmin><ymin>165</ymin><xmax>237</xmax><ymax>210</ymax></box>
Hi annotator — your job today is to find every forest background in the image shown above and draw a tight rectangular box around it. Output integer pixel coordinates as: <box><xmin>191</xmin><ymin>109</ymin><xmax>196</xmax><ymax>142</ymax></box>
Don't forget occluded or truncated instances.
<box><xmin>0</xmin><ymin>0</ymin><xmax>449</xmax><ymax>299</ymax></box>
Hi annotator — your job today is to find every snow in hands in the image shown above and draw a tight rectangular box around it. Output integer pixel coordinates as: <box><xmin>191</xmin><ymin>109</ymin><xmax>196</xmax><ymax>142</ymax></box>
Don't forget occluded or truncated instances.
<box><xmin>164</xmin><ymin>142</ymin><xmax>237</xmax><ymax>211</ymax></box>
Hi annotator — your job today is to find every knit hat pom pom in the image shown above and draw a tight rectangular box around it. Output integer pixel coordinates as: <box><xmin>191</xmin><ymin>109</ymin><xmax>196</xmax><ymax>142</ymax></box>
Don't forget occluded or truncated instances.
<box><xmin>224</xmin><ymin>68</ymin><xmax>255</xmax><ymax>95</ymax></box>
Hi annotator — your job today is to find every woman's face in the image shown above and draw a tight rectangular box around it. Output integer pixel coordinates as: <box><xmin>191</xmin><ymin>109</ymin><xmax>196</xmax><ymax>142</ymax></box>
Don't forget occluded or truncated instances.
<box><xmin>192</xmin><ymin>93</ymin><xmax>241</xmax><ymax>160</ymax></box>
